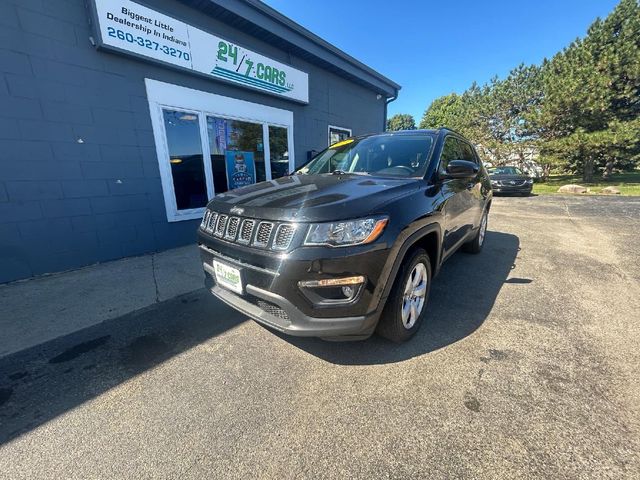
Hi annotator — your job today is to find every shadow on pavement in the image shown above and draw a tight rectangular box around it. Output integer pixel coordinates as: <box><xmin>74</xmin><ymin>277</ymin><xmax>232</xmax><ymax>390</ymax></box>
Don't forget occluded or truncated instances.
<box><xmin>283</xmin><ymin>231</ymin><xmax>521</xmax><ymax>365</ymax></box>
<box><xmin>0</xmin><ymin>231</ymin><xmax>520</xmax><ymax>444</ymax></box>
<box><xmin>0</xmin><ymin>290</ymin><xmax>246</xmax><ymax>445</ymax></box>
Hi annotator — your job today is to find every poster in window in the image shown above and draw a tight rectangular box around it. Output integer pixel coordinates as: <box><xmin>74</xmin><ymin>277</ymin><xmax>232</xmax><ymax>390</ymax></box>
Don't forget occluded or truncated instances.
<box><xmin>210</xmin><ymin>118</ymin><xmax>227</xmax><ymax>155</ymax></box>
<box><xmin>225</xmin><ymin>151</ymin><xmax>256</xmax><ymax>190</ymax></box>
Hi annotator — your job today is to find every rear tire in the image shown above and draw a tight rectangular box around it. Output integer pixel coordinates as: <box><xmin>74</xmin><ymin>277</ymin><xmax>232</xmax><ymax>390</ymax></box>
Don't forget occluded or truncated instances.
<box><xmin>376</xmin><ymin>249</ymin><xmax>432</xmax><ymax>343</ymax></box>
<box><xmin>463</xmin><ymin>209</ymin><xmax>488</xmax><ymax>254</ymax></box>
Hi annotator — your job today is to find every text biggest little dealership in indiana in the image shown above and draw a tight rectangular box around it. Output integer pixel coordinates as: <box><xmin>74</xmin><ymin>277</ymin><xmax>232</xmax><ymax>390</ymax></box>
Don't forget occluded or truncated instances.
<box><xmin>0</xmin><ymin>0</ymin><xmax>399</xmax><ymax>283</ymax></box>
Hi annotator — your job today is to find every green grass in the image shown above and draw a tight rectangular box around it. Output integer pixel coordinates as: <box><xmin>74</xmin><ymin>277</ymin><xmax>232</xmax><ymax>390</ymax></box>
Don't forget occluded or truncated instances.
<box><xmin>533</xmin><ymin>171</ymin><xmax>640</xmax><ymax>196</ymax></box>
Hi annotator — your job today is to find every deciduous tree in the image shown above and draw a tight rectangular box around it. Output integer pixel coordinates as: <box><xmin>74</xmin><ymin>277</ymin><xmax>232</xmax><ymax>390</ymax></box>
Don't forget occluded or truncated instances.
<box><xmin>386</xmin><ymin>113</ymin><xmax>416</xmax><ymax>131</ymax></box>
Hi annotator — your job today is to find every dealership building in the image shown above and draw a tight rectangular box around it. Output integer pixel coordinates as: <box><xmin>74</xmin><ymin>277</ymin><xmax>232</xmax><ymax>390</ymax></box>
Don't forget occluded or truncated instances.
<box><xmin>0</xmin><ymin>0</ymin><xmax>400</xmax><ymax>283</ymax></box>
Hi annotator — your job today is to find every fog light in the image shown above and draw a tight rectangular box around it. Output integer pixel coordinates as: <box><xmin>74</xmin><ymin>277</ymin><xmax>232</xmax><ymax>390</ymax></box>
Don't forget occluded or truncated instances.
<box><xmin>341</xmin><ymin>285</ymin><xmax>355</xmax><ymax>298</ymax></box>
<box><xmin>298</xmin><ymin>275</ymin><xmax>365</xmax><ymax>288</ymax></box>
<box><xmin>298</xmin><ymin>275</ymin><xmax>366</xmax><ymax>305</ymax></box>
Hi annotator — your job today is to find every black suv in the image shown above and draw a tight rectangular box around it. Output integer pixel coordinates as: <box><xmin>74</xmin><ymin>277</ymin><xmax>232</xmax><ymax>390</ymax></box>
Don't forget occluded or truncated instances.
<box><xmin>197</xmin><ymin>129</ymin><xmax>492</xmax><ymax>342</ymax></box>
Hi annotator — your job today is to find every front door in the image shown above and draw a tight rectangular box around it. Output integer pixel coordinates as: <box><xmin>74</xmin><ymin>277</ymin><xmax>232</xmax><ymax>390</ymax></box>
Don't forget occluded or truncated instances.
<box><xmin>439</xmin><ymin>136</ymin><xmax>476</xmax><ymax>256</ymax></box>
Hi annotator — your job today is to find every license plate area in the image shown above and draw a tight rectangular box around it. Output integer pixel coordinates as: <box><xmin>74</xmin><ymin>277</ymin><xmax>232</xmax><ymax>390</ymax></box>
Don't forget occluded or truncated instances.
<box><xmin>213</xmin><ymin>260</ymin><xmax>243</xmax><ymax>294</ymax></box>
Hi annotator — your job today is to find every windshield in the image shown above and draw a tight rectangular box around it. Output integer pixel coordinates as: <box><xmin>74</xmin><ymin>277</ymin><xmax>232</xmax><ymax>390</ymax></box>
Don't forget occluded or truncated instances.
<box><xmin>297</xmin><ymin>134</ymin><xmax>435</xmax><ymax>177</ymax></box>
<box><xmin>488</xmin><ymin>166</ymin><xmax>524</xmax><ymax>175</ymax></box>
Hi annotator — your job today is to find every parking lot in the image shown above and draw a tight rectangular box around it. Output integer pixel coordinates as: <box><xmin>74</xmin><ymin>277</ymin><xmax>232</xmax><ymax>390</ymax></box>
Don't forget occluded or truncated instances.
<box><xmin>1</xmin><ymin>195</ymin><xmax>639</xmax><ymax>479</ymax></box>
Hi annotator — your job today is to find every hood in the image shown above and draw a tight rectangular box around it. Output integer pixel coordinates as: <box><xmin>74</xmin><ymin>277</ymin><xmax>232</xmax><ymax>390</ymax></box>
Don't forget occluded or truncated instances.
<box><xmin>208</xmin><ymin>174</ymin><xmax>420</xmax><ymax>222</ymax></box>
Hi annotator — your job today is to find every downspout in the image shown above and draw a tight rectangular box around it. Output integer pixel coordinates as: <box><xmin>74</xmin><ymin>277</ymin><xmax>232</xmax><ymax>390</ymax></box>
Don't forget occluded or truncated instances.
<box><xmin>384</xmin><ymin>91</ymin><xmax>398</xmax><ymax>132</ymax></box>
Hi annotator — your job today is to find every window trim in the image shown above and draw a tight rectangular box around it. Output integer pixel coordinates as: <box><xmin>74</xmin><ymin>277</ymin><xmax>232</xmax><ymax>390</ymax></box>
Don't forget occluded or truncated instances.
<box><xmin>155</xmin><ymin>106</ymin><xmax>211</xmax><ymax>221</ymax></box>
<box><xmin>327</xmin><ymin>125</ymin><xmax>352</xmax><ymax>146</ymax></box>
<box><xmin>146</xmin><ymin>79</ymin><xmax>295</xmax><ymax>222</ymax></box>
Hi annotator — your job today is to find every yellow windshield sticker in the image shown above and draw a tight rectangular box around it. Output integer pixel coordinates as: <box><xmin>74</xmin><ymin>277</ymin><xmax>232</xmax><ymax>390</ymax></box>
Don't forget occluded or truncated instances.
<box><xmin>330</xmin><ymin>139</ymin><xmax>354</xmax><ymax>148</ymax></box>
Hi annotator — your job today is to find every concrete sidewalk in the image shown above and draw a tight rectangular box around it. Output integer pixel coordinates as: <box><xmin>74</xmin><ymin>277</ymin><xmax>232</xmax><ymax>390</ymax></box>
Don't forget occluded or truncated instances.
<box><xmin>0</xmin><ymin>245</ymin><xmax>204</xmax><ymax>358</ymax></box>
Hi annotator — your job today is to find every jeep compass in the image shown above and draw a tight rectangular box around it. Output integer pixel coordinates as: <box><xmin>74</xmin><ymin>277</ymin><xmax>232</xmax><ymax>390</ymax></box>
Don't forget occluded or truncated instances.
<box><xmin>197</xmin><ymin>129</ymin><xmax>492</xmax><ymax>342</ymax></box>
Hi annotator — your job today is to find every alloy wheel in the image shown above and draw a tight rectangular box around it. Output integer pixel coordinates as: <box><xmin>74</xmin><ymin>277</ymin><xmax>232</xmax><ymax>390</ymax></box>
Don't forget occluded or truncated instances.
<box><xmin>479</xmin><ymin>212</ymin><xmax>488</xmax><ymax>246</ymax></box>
<box><xmin>401</xmin><ymin>262</ymin><xmax>428</xmax><ymax>329</ymax></box>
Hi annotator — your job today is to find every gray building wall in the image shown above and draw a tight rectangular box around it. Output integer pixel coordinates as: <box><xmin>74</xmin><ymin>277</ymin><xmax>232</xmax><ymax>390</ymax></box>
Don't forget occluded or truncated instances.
<box><xmin>0</xmin><ymin>0</ymin><xmax>387</xmax><ymax>283</ymax></box>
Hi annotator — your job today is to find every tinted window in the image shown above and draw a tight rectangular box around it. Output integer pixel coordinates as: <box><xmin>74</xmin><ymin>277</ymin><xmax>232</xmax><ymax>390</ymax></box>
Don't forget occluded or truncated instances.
<box><xmin>459</xmin><ymin>141</ymin><xmax>477</xmax><ymax>163</ymax></box>
<box><xmin>162</xmin><ymin>109</ymin><xmax>207</xmax><ymax>210</ymax></box>
<box><xmin>439</xmin><ymin>136</ymin><xmax>462</xmax><ymax>174</ymax></box>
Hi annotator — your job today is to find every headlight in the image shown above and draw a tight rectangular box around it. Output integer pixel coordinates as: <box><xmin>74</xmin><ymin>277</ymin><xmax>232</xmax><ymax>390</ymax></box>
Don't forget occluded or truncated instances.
<box><xmin>526</xmin><ymin>178</ymin><xmax>534</xmax><ymax>184</ymax></box>
<box><xmin>304</xmin><ymin>217</ymin><xmax>388</xmax><ymax>247</ymax></box>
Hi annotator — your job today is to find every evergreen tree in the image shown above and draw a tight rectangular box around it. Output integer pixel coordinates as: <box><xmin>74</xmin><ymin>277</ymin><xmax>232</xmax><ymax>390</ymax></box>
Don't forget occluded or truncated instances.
<box><xmin>419</xmin><ymin>0</ymin><xmax>640</xmax><ymax>181</ymax></box>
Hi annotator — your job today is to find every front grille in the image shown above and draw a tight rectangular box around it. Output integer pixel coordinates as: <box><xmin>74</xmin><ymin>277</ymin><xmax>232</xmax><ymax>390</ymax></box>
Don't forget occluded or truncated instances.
<box><xmin>497</xmin><ymin>180</ymin><xmax>526</xmax><ymax>187</ymax></box>
<box><xmin>215</xmin><ymin>214</ymin><xmax>228</xmax><ymax>237</ymax></box>
<box><xmin>201</xmin><ymin>210</ymin><xmax>297</xmax><ymax>251</ymax></box>
<box><xmin>257</xmin><ymin>300</ymin><xmax>289</xmax><ymax>320</ymax></box>
<box><xmin>238</xmin><ymin>219</ymin><xmax>255</xmax><ymax>244</ymax></box>
<box><xmin>200</xmin><ymin>210</ymin><xmax>210</xmax><ymax>229</ymax></box>
<box><xmin>206</xmin><ymin>212</ymin><xmax>218</xmax><ymax>233</ymax></box>
<box><xmin>253</xmin><ymin>222</ymin><xmax>274</xmax><ymax>247</ymax></box>
<box><xmin>225</xmin><ymin>217</ymin><xmax>240</xmax><ymax>241</ymax></box>
<box><xmin>246</xmin><ymin>295</ymin><xmax>290</xmax><ymax>321</ymax></box>
<box><xmin>273</xmin><ymin>224</ymin><xmax>296</xmax><ymax>250</ymax></box>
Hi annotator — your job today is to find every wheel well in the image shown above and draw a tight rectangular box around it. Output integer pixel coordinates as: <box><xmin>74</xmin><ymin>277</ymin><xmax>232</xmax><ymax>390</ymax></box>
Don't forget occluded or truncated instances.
<box><xmin>408</xmin><ymin>231</ymin><xmax>439</xmax><ymax>275</ymax></box>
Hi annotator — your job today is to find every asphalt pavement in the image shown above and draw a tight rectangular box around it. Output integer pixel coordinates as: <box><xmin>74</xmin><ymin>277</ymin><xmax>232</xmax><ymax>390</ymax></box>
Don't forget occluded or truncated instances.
<box><xmin>1</xmin><ymin>195</ymin><xmax>639</xmax><ymax>479</ymax></box>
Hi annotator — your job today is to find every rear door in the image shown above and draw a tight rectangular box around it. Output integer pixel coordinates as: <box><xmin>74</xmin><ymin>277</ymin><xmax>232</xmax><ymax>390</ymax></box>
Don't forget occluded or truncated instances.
<box><xmin>458</xmin><ymin>140</ymin><xmax>484</xmax><ymax>228</ymax></box>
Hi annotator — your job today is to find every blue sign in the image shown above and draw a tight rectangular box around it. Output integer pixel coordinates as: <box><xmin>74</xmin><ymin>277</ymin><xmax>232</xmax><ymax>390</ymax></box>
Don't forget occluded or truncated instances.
<box><xmin>225</xmin><ymin>151</ymin><xmax>256</xmax><ymax>190</ymax></box>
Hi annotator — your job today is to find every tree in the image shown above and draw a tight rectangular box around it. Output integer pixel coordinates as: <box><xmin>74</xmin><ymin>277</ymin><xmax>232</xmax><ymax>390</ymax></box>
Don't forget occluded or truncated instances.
<box><xmin>420</xmin><ymin>66</ymin><xmax>542</xmax><ymax>167</ymax></box>
<box><xmin>386</xmin><ymin>113</ymin><xmax>416</xmax><ymax>131</ymax></box>
<box><xmin>538</xmin><ymin>0</ymin><xmax>640</xmax><ymax>181</ymax></box>
<box><xmin>419</xmin><ymin>0</ymin><xmax>640</xmax><ymax>182</ymax></box>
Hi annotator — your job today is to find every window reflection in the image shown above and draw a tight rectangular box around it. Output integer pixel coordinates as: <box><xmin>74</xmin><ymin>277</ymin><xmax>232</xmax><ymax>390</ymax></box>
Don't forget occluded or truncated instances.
<box><xmin>162</xmin><ymin>109</ymin><xmax>207</xmax><ymax>210</ymax></box>
<box><xmin>207</xmin><ymin>117</ymin><xmax>266</xmax><ymax>192</ymax></box>
<box><xmin>268</xmin><ymin>126</ymin><xmax>289</xmax><ymax>178</ymax></box>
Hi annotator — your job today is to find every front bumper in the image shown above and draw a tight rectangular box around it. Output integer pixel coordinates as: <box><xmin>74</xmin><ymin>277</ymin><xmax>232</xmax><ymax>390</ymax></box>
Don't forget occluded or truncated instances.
<box><xmin>199</xmin><ymin>238</ymin><xmax>388</xmax><ymax>338</ymax></box>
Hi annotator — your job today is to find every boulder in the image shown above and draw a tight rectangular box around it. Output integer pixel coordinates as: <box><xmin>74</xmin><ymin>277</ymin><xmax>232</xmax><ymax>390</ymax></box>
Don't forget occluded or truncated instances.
<box><xmin>558</xmin><ymin>184</ymin><xmax>589</xmax><ymax>194</ymax></box>
<box><xmin>601</xmin><ymin>186</ymin><xmax>621</xmax><ymax>195</ymax></box>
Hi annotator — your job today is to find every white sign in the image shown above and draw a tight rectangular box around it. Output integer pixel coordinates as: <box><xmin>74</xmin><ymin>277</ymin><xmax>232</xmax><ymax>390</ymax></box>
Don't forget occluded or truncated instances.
<box><xmin>92</xmin><ymin>0</ymin><xmax>309</xmax><ymax>103</ymax></box>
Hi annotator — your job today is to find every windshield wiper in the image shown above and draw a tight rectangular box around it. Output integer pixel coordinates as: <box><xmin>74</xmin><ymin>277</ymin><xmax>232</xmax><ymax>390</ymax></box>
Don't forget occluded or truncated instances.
<box><xmin>331</xmin><ymin>170</ymin><xmax>369</xmax><ymax>175</ymax></box>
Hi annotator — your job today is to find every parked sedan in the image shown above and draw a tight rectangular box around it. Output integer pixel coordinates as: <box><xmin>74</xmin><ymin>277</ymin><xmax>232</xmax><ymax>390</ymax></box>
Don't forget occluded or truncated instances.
<box><xmin>488</xmin><ymin>166</ymin><xmax>533</xmax><ymax>196</ymax></box>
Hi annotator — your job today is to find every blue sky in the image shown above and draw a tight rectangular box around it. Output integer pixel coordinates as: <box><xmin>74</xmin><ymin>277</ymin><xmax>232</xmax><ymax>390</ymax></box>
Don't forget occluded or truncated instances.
<box><xmin>264</xmin><ymin>0</ymin><xmax>620</xmax><ymax>122</ymax></box>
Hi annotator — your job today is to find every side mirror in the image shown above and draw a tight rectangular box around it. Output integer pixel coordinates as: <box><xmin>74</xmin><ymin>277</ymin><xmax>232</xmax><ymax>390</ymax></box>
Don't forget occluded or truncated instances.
<box><xmin>444</xmin><ymin>160</ymin><xmax>479</xmax><ymax>179</ymax></box>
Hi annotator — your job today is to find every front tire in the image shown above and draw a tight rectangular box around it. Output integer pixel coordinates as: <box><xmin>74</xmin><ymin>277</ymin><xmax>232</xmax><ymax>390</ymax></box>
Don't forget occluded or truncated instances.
<box><xmin>463</xmin><ymin>209</ymin><xmax>488</xmax><ymax>254</ymax></box>
<box><xmin>376</xmin><ymin>249</ymin><xmax>432</xmax><ymax>343</ymax></box>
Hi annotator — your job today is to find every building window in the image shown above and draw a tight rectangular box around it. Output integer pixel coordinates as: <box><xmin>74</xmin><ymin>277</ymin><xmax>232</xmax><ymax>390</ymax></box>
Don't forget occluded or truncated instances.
<box><xmin>207</xmin><ymin>117</ymin><xmax>266</xmax><ymax>193</ymax></box>
<box><xmin>268</xmin><ymin>125</ymin><xmax>290</xmax><ymax>178</ymax></box>
<box><xmin>328</xmin><ymin>125</ymin><xmax>352</xmax><ymax>146</ymax></box>
<box><xmin>162</xmin><ymin>109</ymin><xmax>208</xmax><ymax>211</ymax></box>
<box><xmin>146</xmin><ymin>79</ymin><xmax>295</xmax><ymax>222</ymax></box>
